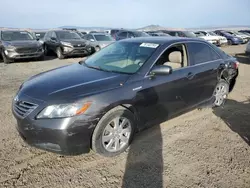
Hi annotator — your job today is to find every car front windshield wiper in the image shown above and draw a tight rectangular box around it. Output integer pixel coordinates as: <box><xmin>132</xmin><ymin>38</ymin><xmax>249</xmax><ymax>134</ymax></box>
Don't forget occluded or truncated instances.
<box><xmin>80</xmin><ymin>61</ymin><xmax>131</xmax><ymax>74</ymax></box>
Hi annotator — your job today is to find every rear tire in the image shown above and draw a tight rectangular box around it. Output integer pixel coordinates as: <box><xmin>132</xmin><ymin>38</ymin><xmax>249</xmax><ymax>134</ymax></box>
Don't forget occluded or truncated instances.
<box><xmin>91</xmin><ymin>106</ymin><xmax>135</xmax><ymax>157</ymax></box>
<box><xmin>56</xmin><ymin>47</ymin><xmax>65</xmax><ymax>59</ymax></box>
<box><xmin>213</xmin><ymin>80</ymin><xmax>229</xmax><ymax>107</ymax></box>
<box><xmin>228</xmin><ymin>40</ymin><xmax>232</xmax><ymax>45</ymax></box>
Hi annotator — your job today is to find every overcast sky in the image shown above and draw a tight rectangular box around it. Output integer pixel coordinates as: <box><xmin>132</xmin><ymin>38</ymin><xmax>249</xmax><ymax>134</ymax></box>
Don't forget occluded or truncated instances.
<box><xmin>1</xmin><ymin>0</ymin><xmax>250</xmax><ymax>29</ymax></box>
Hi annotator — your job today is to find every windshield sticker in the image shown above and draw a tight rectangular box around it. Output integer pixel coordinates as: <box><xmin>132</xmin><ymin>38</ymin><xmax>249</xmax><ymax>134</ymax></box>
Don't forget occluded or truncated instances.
<box><xmin>140</xmin><ymin>43</ymin><xmax>159</xmax><ymax>48</ymax></box>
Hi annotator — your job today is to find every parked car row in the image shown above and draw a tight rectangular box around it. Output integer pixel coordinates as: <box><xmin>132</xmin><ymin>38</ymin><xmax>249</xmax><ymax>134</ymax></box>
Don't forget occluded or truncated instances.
<box><xmin>0</xmin><ymin>29</ymin><xmax>116</xmax><ymax>63</ymax></box>
<box><xmin>1</xmin><ymin>28</ymin><xmax>250</xmax><ymax>64</ymax></box>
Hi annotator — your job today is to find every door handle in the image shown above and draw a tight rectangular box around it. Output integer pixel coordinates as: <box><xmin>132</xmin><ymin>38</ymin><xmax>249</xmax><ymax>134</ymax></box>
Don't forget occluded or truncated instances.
<box><xmin>186</xmin><ymin>72</ymin><xmax>195</xmax><ymax>80</ymax></box>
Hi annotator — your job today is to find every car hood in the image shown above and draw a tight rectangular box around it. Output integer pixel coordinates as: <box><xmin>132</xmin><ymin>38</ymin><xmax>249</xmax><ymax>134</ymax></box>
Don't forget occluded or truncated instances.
<box><xmin>3</xmin><ymin>40</ymin><xmax>41</xmax><ymax>47</ymax></box>
<box><xmin>61</xmin><ymin>39</ymin><xmax>88</xmax><ymax>46</ymax></box>
<box><xmin>98</xmin><ymin>41</ymin><xmax>115</xmax><ymax>47</ymax></box>
<box><xmin>20</xmin><ymin>63</ymin><xmax>130</xmax><ymax>101</ymax></box>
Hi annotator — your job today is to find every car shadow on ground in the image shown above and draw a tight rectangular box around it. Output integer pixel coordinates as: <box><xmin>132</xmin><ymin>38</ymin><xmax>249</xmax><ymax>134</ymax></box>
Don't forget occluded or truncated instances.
<box><xmin>122</xmin><ymin>87</ymin><xmax>164</xmax><ymax>188</ymax></box>
<box><xmin>234</xmin><ymin>53</ymin><xmax>250</xmax><ymax>65</ymax></box>
<box><xmin>213</xmin><ymin>99</ymin><xmax>250</xmax><ymax>146</ymax></box>
<box><xmin>122</xmin><ymin>124</ymin><xmax>163</xmax><ymax>188</ymax></box>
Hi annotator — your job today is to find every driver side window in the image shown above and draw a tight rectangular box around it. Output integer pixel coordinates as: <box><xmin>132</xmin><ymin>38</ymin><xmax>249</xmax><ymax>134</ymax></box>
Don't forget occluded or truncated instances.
<box><xmin>155</xmin><ymin>43</ymin><xmax>188</xmax><ymax>70</ymax></box>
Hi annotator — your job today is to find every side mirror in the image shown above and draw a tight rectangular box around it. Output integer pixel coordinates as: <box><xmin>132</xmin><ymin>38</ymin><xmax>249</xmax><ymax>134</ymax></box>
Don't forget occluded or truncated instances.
<box><xmin>150</xmin><ymin>65</ymin><xmax>172</xmax><ymax>76</ymax></box>
<box><xmin>90</xmin><ymin>39</ymin><xmax>95</xmax><ymax>42</ymax></box>
<box><xmin>51</xmin><ymin>37</ymin><xmax>56</xmax><ymax>41</ymax></box>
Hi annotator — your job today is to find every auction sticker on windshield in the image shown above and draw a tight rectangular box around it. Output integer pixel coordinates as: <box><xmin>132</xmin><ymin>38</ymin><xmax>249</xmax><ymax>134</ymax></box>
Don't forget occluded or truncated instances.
<box><xmin>140</xmin><ymin>43</ymin><xmax>159</xmax><ymax>48</ymax></box>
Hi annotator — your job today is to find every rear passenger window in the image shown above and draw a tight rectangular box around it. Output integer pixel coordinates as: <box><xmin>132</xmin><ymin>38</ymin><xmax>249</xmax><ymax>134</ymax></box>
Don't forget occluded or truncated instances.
<box><xmin>187</xmin><ymin>42</ymin><xmax>221</xmax><ymax>65</ymax></box>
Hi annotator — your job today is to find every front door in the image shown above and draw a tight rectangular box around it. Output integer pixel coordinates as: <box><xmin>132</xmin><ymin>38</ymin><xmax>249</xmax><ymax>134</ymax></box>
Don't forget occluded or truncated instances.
<box><xmin>135</xmin><ymin>43</ymin><xmax>193</xmax><ymax>125</ymax></box>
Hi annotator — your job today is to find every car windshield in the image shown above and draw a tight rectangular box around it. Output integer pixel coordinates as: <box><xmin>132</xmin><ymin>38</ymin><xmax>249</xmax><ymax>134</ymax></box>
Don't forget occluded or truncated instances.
<box><xmin>1</xmin><ymin>31</ymin><xmax>35</xmax><ymax>41</ymax></box>
<box><xmin>208</xmin><ymin>31</ymin><xmax>217</xmax><ymax>36</ymax></box>
<box><xmin>134</xmin><ymin>31</ymin><xmax>150</xmax><ymax>37</ymax></box>
<box><xmin>82</xmin><ymin>41</ymin><xmax>159</xmax><ymax>74</ymax></box>
<box><xmin>183</xmin><ymin>31</ymin><xmax>197</xmax><ymax>38</ymax></box>
<box><xmin>93</xmin><ymin>34</ymin><xmax>114</xmax><ymax>41</ymax></box>
<box><xmin>56</xmin><ymin>31</ymin><xmax>81</xmax><ymax>40</ymax></box>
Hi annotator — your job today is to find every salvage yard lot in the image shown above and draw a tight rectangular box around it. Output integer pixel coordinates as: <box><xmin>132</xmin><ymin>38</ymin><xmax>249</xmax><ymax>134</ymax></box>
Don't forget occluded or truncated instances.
<box><xmin>0</xmin><ymin>44</ymin><xmax>250</xmax><ymax>188</ymax></box>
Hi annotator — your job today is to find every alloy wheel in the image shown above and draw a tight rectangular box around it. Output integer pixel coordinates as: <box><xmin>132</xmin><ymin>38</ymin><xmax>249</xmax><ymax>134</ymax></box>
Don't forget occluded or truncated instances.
<box><xmin>213</xmin><ymin>83</ymin><xmax>228</xmax><ymax>106</ymax></box>
<box><xmin>102</xmin><ymin>117</ymin><xmax>132</xmax><ymax>152</ymax></box>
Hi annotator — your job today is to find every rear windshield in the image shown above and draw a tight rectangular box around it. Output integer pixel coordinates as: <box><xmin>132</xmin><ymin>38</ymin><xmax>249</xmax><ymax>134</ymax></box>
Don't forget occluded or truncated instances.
<box><xmin>1</xmin><ymin>31</ymin><xmax>35</xmax><ymax>41</ymax></box>
<box><xmin>134</xmin><ymin>31</ymin><xmax>150</xmax><ymax>37</ymax></box>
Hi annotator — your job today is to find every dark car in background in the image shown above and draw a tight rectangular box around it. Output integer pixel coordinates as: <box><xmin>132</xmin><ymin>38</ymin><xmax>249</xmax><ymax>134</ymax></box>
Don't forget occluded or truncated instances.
<box><xmin>147</xmin><ymin>32</ymin><xmax>171</xmax><ymax>37</ymax></box>
<box><xmin>214</xmin><ymin>30</ymin><xmax>243</xmax><ymax>45</ymax></box>
<box><xmin>163</xmin><ymin>30</ymin><xmax>197</xmax><ymax>38</ymax></box>
<box><xmin>12</xmin><ymin>37</ymin><xmax>239</xmax><ymax>157</ymax></box>
<box><xmin>239</xmin><ymin>30</ymin><xmax>250</xmax><ymax>35</ymax></box>
<box><xmin>0</xmin><ymin>30</ymin><xmax>44</xmax><ymax>63</ymax></box>
<box><xmin>43</xmin><ymin>30</ymin><xmax>93</xmax><ymax>59</ymax></box>
<box><xmin>83</xmin><ymin>33</ymin><xmax>115</xmax><ymax>52</ymax></box>
<box><xmin>115</xmin><ymin>30</ymin><xmax>150</xmax><ymax>40</ymax></box>
<box><xmin>110</xmin><ymin>29</ymin><xmax>124</xmax><ymax>39</ymax></box>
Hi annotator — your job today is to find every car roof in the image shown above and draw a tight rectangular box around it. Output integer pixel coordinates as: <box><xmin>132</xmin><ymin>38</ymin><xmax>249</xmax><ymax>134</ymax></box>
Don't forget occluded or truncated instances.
<box><xmin>119</xmin><ymin>36</ymin><xmax>204</xmax><ymax>44</ymax></box>
<box><xmin>91</xmin><ymin>33</ymin><xmax>110</xmax><ymax>35</ymax></box>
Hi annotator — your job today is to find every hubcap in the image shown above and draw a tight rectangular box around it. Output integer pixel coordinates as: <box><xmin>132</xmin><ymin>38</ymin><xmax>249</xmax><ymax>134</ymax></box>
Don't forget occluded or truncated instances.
<box><xmin>102</xmin><ymin>117</ymin><xmax>131</xmax><ymax>152</ymax></box>
<box><xmin>214</xmin><ymin>83</ymin><xmax>228</xmax><ymax>106</ymax></box>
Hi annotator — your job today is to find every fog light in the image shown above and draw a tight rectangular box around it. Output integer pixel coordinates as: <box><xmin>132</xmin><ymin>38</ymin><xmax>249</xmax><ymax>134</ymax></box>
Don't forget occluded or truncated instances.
<box><xmin>63</xmin><ymin>47</ymin><xmax>72</xmax><ymax>52</ymax></box>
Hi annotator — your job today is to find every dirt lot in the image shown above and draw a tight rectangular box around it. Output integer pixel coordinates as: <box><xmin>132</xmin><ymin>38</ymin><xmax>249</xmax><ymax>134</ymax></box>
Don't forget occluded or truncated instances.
<box><xmin>0</xmin><ymin>44</ymin><xmax>250</xmax><ymax>188</ymax></box>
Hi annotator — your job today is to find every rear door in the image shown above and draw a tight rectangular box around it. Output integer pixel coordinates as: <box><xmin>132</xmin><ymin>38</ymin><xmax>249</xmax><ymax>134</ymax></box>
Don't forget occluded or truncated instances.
<box><xmin>186</xmin><ymin>41</ymin><xmax>223</xmax><ymax>104</ymax></box>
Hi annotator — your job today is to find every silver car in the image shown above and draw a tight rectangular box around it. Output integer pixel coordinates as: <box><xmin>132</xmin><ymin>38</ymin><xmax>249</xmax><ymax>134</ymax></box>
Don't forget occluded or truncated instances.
<box><xmin>83</xmin><ymin>33</ymin><xmax>115</xmax><ymax>52</ymax></box>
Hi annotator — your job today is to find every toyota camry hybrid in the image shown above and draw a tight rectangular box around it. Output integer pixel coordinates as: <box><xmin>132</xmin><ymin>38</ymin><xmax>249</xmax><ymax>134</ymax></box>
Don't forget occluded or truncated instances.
<box><xmin>12</xmin><ymin>37</ymin><xmax>239</xmax><ymax>157</ymax></box>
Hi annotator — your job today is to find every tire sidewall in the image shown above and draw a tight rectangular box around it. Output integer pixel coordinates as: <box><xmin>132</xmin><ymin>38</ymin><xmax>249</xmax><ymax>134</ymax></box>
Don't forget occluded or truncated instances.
<box><xmin>213</xmin><ymin>80</ymin><xmax>229</xmax><ymax>107</ymax></box>
<box><xmin>92</xmin><ymin>108</ymin><xmax>135</xmax><ymax>157</ymax></box>
<box><xmin>1</xmin><ymin>51</ymin><xmax>12</xmax><ymax>64</ymax></box>
<box><xmin>56</xmin><ymin>47</ymin><xmax>64</xmax><ymax>59</ymax></box>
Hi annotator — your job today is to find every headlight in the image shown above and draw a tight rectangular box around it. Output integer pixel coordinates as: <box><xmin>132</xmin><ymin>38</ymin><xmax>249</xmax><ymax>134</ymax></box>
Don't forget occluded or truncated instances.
<box><xmin>5</xmin><ymin>45</ymin><xmax>16</xmax><ymax>51</ymax></box>
<box><xmin>37</xmin><ymin>102</ymin><xmax>92</xmax><ymax>119</ymax></box>
<box><xmin>61</xmin><ymin>41</ymin><xmax>73</xmax><ymax>47</ymax></box>
<box><xmin>63</xmin><ymin>46</ymin><xmax>73</xmax><ymax>52</ymax></box>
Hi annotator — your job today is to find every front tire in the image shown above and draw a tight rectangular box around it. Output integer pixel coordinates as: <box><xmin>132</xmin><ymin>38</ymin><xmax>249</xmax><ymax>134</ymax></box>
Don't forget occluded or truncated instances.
<box><xmin>1</xmin><ymin>51</ymin><xmax>13</xmax><ymax>64</ymax></box>
<box><xmin>228</xmin><ymin>40</ymin><xmax>232</xmax><ymax>45</ymax></box>
<box><xmin>213</xmin><ymin>80</ymin><xmax>229</xmax><ymax>107</ymax></box>
<box><xmin>56</xmin><ymin>47</ymin><xmax>65</xmax><ymax>59</ymax></box>
<box><xmin>92</xmin><ymin>106</ymin><xmax>135</xmax><ymax>157</ymax></box>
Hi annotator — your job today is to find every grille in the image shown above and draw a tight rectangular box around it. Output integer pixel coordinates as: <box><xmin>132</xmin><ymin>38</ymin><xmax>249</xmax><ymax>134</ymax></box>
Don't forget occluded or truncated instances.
<box><xmin>16</xmin><ymin>47</ymin><xmax>38</xmax><ymax>54</ymax></box>
<box><xmin>13</xmin><ymin>100</ymin><xmax>38</xmax><ymax>118</ymax></box>
<box><xmin>73</xmin><ymin>44</ymin><xmax>86</xmax><ymax>48</ymax></box>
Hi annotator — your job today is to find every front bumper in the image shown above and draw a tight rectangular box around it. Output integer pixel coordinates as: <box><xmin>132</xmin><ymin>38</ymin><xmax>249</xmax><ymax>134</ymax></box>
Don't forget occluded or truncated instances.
<box><xmin>5</xmin><ymin>50</ymin><xmax>44</xmax><ymax>59</ymax></box>
<box><xmin>62</xmin><ymin>46</ymin><xmax>92</xmax><ymax>56</ymax></box>
<box><xmin>12</xmin><ymin>95</ymin><xmax>99</xmax><ymax>155</ymax></box>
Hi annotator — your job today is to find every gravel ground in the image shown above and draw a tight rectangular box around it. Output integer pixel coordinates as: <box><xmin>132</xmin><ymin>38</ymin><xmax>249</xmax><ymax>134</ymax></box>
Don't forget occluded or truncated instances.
<box><xmin>0</xmin><ymin>44</ymin><xmax>250</xmax><ymax>188</ymax></box>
